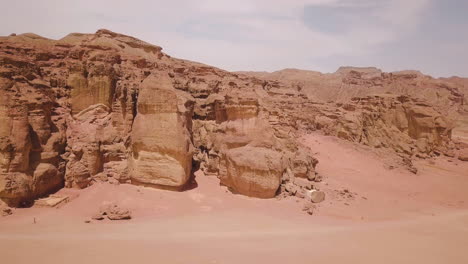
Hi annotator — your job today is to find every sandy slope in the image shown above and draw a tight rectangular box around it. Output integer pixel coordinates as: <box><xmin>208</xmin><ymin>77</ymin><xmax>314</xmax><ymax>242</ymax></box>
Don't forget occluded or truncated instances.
<box><xmin>304</xmin><ymin>134</ymin><xmax>468</xmax><ymax>221</ymax></box>
<box><xmin>1</xmin><ymin>133</ymin><xmax>468</xmax><ymax>264</ymax></box>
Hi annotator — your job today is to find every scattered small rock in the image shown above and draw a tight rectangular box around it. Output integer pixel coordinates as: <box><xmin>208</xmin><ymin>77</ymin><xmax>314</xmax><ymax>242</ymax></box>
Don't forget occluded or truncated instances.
<box><xmin>402</xmin><ymin>157</ymin><xmax>418</xmax><ymax>174</ymax></box>
<box><xmin>108</xmin><ymin>208</ymin><xmax>131</xmax><ymax>220</ymax></box>
<box><xmin>310</xmin><ymin>190</ymin><xmax>325</xmax><ymax>203</ymax></box>
<box><xmin>1</xmin><ymin>207</ymin><xmax>13</xmax><ymax>217</ymax></box>
<box><xmin>91</xmin><ymin>214</ymin><xmax>105</xmax><ymax>220</ymax></box>
<box><xmin>314</xmin><ymin>175</ymin><xmax>323</xmax><ymax>182</ymax></box>
<box><xmin>108</xmin><ymin>177</ymin><xmax>120</xmax><ymax>185</ymax></box>
<box><xmin>444</xmin><ymin>151</ymin><xmax>455</xmax><ymax>158</ymax></box>
<box><xmin>296</xmin><ymin>190</ymin><xmax>306</xmax><ymax>199</ymax></box>
<box><xmin>302</xmin><ymin>203</ymin><xmax>316</xmax><ymax>215</ymax></box>
<box><xmin>285</xmin><ymin>183</ymin><xmax>298</xmax><ymax>195</ymax></box>
<box><xmin>92</xmin><ymin>202</ymin><xmax>132</xmax><ymax>221</ymax></box>
<box><xmin>293</xmin><ymin>178</ymin><xmax>313</xmax><ymax>190</ymax></box>
<box><xmin>338</xmin><ymin>189</ymin><xmax>356</xmax><ymax>199</ymax></box>
<box><xmin>458</xmin><ymin>150</ymin><xmax>468</xmax><ymax>162</ymax></box>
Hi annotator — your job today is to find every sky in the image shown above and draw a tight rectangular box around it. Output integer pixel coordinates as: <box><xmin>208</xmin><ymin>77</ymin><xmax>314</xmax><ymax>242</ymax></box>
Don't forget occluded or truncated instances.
<box><xmin>0</xmin><ymin>0</ymin><xmax>467</xmax><ymax>77</ymax></box>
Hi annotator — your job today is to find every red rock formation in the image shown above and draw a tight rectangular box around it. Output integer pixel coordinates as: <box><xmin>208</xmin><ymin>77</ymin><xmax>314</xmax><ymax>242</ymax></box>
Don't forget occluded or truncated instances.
<box><xmin>0</xmin><ymin>29</ymin><xmax>463</xmax><ymax>206</ymax></box>
<box><xmin>239</xmin><ymin>68</ymin><xmax>464</xmax><ymax>159</ymax></box>
<box><xmin>129</xmin><ymin>74</ymin><xmax>194</xmax><ymax>189</ymax></box>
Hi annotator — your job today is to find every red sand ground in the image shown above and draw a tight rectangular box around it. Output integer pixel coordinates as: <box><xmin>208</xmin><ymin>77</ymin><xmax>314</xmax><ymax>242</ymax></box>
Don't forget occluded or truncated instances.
<box><xmin>1</xmin><ymin>133</ymin><xmax>468</xmax><ymax>264</ymax></box>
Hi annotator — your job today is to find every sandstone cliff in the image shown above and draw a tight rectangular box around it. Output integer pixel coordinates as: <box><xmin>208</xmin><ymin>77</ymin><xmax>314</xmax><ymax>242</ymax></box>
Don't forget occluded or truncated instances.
<box><xmin>0</xmin><ymin>29</ymin><xmax>462</xmax><ymax>206</ymax></box>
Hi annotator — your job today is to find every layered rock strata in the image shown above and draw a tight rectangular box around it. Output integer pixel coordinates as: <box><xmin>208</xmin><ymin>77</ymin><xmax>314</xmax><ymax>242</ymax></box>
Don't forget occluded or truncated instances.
<box><xmin>0</xmin><ymin>29</ymin><xmax>462</xmax><ymax>206</ymax></box>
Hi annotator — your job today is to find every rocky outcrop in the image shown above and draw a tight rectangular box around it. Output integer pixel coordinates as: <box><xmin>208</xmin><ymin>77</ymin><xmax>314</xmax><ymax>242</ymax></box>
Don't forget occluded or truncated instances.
<box><xmin>0</xmin><ymin>200</ymin><xmax>13</xmax><ymax>216</ymax></box>
<box><xmin>0</xmin><ymin>65</ymin><xmax>66</xmax><ymax>206</ymax></box>
<box><xmin>0</xmin><ymin>29</ymin><xmax>463</xmax><ymax>206</ymax></box>
<box><xmin>313</xmin><ymin>95</ymin><xmax>454</xmax><ymax>158</ymax></box>
<box><xmin>239</xmin><ymin>67</ymin><xmax>466</xmax><ymax>115</ymax></box>
<box><xmin>459</xmin><ymin>149</ymin><xmax>468</xmax><ymax>161</ymax></box>
<box><xmin>129</xmin><ymin>74</ymin><xmax>193</xmax><ymax>189</ymax></box>
<box><xmin>93</xmin><ymin>202</ymin><xmax>132</xmax><ymax>220</ymax></box>
<box><xmin>64</xmin><ymin>104</ymin><xmax>126</xmax><ymax>188</ymax></box>
<box><xmin>221</xmin><ymin>146</ymin><xmax>284</xmax><ymax>198</ymax></box>
<box><xmin>188</xmin><ymin>86</ymin><xmax>319</xmax><ymax>198</ymax></box>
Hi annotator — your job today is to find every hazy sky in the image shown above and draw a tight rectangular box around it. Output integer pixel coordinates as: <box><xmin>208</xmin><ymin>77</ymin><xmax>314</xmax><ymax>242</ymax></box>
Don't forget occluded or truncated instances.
<box><xmin>1</xmin><ymin>0</ymin><xmax>467</xmax><ymax>77</ymax></box>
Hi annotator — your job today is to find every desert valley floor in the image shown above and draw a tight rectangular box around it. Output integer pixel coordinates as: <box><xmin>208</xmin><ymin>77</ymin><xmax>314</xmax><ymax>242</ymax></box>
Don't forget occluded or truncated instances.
<box><xmin>2</xmin><ymin>133</ymin><xmax>468</xmax><ymax>264</ymax></box>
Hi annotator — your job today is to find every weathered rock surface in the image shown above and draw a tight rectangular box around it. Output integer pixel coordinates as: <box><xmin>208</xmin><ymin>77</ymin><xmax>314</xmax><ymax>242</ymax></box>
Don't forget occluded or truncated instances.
<box><xmin>94</xmin><ymin>202</ymin><xmax>132</xmax><ymax>220</ymax></box>
<box><xmin>0</xmin><ymin>200</ymin><xmax>12</xmax><ymax>216</ymax></box>
<box><xmin>1</xmin><ymin>207</ymin><xmax>12</xmax><ymax>216</ymax></box>
<box><xmin>0</xmin><ymin>29</ymin><xmax>464</xmax><ymax>205</ymax></box>
<box><xmin>129</xmin><ymin>74</ymin><xmax>193</xmax><ymax>189</ymax></box>
<box><xmin>313</xmin><ymin>95</ymin><xmax>454</xmax><ymax>158</ymax></box>
<box><xmin>222</xmin><ymin>146</ymin><xmax>284</xmax><ymax>198</ymax></box>
<box><xmin>309</xmin><ymin>190</ymin><xmax>326</xmax><ymax>203</ymax></box>
<box><xmin>35</xmin><ymin>194</ymin><xmax>70</xmax><ymax>207</ymax></box>
<box><xmin>238</xmin><ymin>67</ymin><xmax>466</xmax><ymax>114</ymax></box>
<box><xmin>0</xmin><ymin>56</ymin><xmax>67</xmax><ymax>206</ymax></box>
<box><xmin>458</xmin><ymin>149</ymin><xmax>468</xmax><ymax>161</ymax></box>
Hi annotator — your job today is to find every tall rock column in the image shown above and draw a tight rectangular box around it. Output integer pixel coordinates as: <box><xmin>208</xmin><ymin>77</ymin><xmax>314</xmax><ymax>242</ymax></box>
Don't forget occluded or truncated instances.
<box><xmin>129</xmin><ymin>74</ymin><xmax>193</xmax><ymax>189</ymax></box>
<box><xmin>0</xmin><ymin>80</ymin><xmax>66</xmax><ymax>206</ymax></box>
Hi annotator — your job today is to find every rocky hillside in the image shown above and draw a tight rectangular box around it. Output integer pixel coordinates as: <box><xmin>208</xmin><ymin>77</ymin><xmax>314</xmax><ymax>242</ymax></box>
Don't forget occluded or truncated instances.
<box><xmin>239</xmin><ymin>67</ymin><xmax>468</xmax><ymax>149</ymax></box>
<box><xmin>238</xmin><ymin>68</ymin><xmax>467</xmax><ymax>115</ymax></box>
<box><xmin>0</xmin><ymin>30</ymin><xmax>464</xmax><ymax>207</ymax></box>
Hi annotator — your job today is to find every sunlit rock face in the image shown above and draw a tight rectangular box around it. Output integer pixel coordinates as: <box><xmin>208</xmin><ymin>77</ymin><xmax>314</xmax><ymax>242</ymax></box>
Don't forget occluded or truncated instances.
<box><xmin>0</xmin><ymin>70</ymin><xmax>66</xmax><ymax>206</ymax></box>
<box><xmin>129</xmin><ymin>74</ymin><xmax>193</xmax><ymax>189</ymax></box>
<box><xmin>0</xmin><ymin>29</ymin><xmax>462</xmax><ymax>206</ymax></box>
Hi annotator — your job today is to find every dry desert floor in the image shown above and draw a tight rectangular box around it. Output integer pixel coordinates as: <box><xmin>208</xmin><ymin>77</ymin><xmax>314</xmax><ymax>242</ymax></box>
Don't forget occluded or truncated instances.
<box><xmin>1</xmin><ymin>133</ymin><xmax>468</xmax><ymax>264</ymax></box>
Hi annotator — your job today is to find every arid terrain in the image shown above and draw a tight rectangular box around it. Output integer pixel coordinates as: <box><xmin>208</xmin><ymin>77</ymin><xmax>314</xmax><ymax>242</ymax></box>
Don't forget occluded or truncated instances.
<box><xmin>1</xmin><ymin>30</ymin><xmax>468</xmax><ymax>263</ymax></box>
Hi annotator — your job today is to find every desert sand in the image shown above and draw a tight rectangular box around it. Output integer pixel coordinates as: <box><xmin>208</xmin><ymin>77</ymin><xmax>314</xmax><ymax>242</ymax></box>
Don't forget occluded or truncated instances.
<box><xmin>1</xmin><ymin>133</ymin><xmax>467</xmax><ymax>264</ymax></box>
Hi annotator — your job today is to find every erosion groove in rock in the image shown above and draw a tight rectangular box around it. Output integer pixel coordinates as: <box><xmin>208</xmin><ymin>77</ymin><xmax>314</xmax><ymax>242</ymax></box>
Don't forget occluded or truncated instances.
<box><xmin>0</xmin><ymin>29</ymin><xmax>466</xmax><ymax>206</ymax></box>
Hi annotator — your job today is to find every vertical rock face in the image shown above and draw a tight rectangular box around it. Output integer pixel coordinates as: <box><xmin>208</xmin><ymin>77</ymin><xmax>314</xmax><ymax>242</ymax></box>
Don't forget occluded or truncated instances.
<box><xmin>216</xmin><ymin>92</ymin><xmax>286</xmax><ymax>198</ymax></box>
<box><xmin>0</xmin><ymin>29</ymin><xmax>463</xmax><ymax>205</ymax></box>
<box><xmin>65</xmin><ymin>104</ymin><xmax>108</xmax><ymax>188</ymax></box>
<box><xmin>0</xmin><ymin>75</ymin><xmax>66</xmax><ymax>206</ymax></box>
<box><xmin>68</xmin><ymin>67</ymin><xmax>116</xmax><ymax>114</ymax></box>
<box><xmin>0</xmin><ymin>31</ymin><xmax>132</xmax><ymax>205</ymax></box>
<box><xmin>129</xmin><ymin>75</ymin><xmax>193</xmax><ymax>189</ymax></box>
<box><xmin>312</xmin><ymin>95</ymin><xmax>454</xmax><ymax>157</ymax></box>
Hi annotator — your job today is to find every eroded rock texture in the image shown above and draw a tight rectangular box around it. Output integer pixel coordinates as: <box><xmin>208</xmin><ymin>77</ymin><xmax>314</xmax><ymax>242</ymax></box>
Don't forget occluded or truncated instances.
<box><xmin>313</xmin><ymin>95</ymin><xmax>454</xmax><ymax>157</ymax></box>
<box><xmin>0</xmin><ymin>29</ymin><xmax>463</xmax><ymax>206</ymax></box>
<box><xmin>129</xmin><ymin>74</ymin><xmax>193</xmax><ymax>189</ymax></box>
<box><xmin>239</xmin><ymin>67</ymin><xmax>466</xmax><ymax>114</ymax></box>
